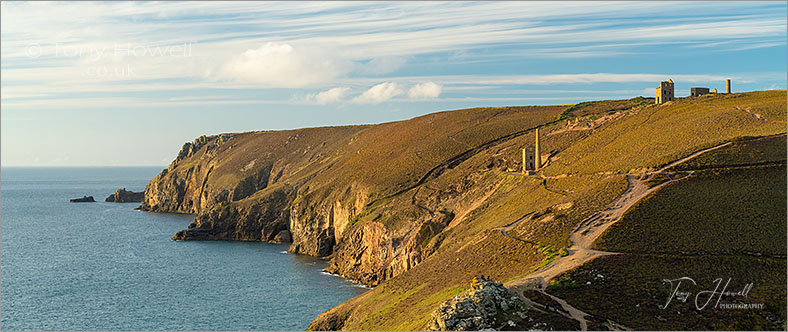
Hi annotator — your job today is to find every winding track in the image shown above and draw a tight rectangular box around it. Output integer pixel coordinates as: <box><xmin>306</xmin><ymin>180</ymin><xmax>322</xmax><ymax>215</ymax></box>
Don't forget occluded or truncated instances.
<box><xmin>501</xmin><ymin>142</ymin><xmax>732</xmax><ymax>331</ymax></box>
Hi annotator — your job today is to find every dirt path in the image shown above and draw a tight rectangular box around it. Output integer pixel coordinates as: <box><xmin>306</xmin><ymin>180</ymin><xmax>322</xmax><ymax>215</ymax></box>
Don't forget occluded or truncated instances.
<box><xmin>496</xmin><ymin>212</ymin><xmax>534</xmax><ymax>234</ymax></box>
<box><xmin>503</xmin><ymin>142</ymin><xmax>732</xmax><ymax>330</ymax></box>
<box><xmin>446</xmin><ymin>180</ymin><xmax>503</xmax><ymax>230</ymax></box>
<box><xmin>734</xmin><ymin>106</ymin><xmax>766</xmax><ymax>122</ymax></box>
<box><xmin>492</xmin><ymin>212</ymin><xmax>543</xmax><ymax>246</ymax></box>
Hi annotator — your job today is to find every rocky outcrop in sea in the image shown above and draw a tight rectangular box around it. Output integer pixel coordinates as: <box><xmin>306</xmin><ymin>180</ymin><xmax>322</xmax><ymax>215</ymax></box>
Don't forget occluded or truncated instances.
<box><xmin>70</xmin><ymin>195</ymin><xmax>95</xmax><ymax>203</ymax></box>
<box><xmin>105</xmin><ymin>188</ymin><xmax>145</xmax><ymax>202</ymax></box>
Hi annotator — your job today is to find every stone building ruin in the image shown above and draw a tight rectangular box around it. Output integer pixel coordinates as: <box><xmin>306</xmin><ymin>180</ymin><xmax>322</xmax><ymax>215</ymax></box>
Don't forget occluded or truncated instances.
<box><xmin>657</xmin><ymin>78</ymin><xmax>731</xmax><ymax>102</ymax></box>
<box><xmin>522</xmin><ymin>128</ymin><xmax>541</xmax><ymax>175</ymax></box>
<box><xmin>690</xmin><ymin>87</ymin><xmax>710</xmax><ymax>97</ymax></box>
<box><xmin>655</xmin><ymin>79</ymin><xmax>675</xmax><ymax>104</ymax></box>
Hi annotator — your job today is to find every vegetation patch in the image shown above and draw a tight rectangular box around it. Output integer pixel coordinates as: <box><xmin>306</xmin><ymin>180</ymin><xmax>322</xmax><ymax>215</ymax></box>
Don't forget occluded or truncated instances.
<box><xmin>549</xmin><ymin>254</ymin><xmax>787</xmax><ymax>331</ymax></box>
<box><xmin>596</xmin><ymin>165</ymin><xmax>787</xmax><ymax>257</ymax></box>
<box><xmin>670</xmin><ymin>134</ymin><xmax>786</xmax><ymax>171</ymax></box>
<box><xmin>544</xmin><ymin>91</ymin><xmax>786</xmax><ymax>176</ymax></box>
<box><xmin>510</xmin><ymin>174</ymin><xmax>629</xmax><ymax>248</ymax></box>
<box><xmin>642</xmin><ymin>172</ymin><xmax>683</xmax><ymax>188</ymax></box>
<box><xmin>559</xmin><ymin>96</ymin><xmax>652</xmax><ymax>120</ymax></box>
<box><xmin>546</xmin><ymin>274</ymin><xmax>581</xmax><ymax>291</ymax></box>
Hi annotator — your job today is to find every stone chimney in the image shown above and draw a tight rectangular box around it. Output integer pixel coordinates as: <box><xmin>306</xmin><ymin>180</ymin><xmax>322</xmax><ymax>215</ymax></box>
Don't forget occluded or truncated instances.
<box><xmin>534</xmin><ymin>128</ymin><xmax>541</xmax><ymax>171</ymax></box>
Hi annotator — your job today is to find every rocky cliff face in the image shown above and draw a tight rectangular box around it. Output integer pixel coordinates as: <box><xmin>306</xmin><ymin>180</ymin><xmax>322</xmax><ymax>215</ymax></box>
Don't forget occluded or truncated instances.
<box><xmin>172</xmin><ymin>187</ymin><xmax>292</xmax><ymax>241</ymax></box>
<box><xmin>138</xmin><ymin>106</ymin><xmax>564</xmax><ymax>287</ymax></box>
<box><xmin>138</xmin><ymin>134</ymin><xmax>238</xmax><ymax>214</ymax></box>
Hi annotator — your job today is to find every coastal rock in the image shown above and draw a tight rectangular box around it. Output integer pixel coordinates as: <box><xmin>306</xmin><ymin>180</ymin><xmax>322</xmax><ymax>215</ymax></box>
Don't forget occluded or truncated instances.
<box><xmin>323</xmin><ymin>222</ymin><xmax>392</xmax><ymax>286</ymax></box>
<box><xmin>426</xmin><ymin>279</ymin><xmax>580</xmax><ymax>331</ymax></box>
<box><xmin>272</xmin><ymin>230</ymin><xmax>291</xmax><ymax>243</ymax></box>
<box><xmin>138</xmin><ymin>121</ymin><xmax>498</xmax><ymax>288</ymax></box>
<box><xmin>70</xmin><ymin>195</ymin><xmax>95</xmax><ymax>203</ymax></box>
<box><xmin>105</xmin><ymin>188</ymin><xmax>145</xmax><ymax>202</ymax></box>
<box><xmin>427</xmin><ymin>279</ymin><xmax>527</xmax><ymax>331</ymax></box>
<box><xmin>137</xmin><ymin>133</ymin><xmax>237</xmax><ymax>214</ymax></box>
<box><xmin>171</xmin><ymin>187</ymin><xmax>291</xmax><ymax>242</ymax></box>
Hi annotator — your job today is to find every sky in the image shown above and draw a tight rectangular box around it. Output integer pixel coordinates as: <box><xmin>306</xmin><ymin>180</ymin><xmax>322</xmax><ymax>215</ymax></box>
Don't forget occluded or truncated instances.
<box><xmin>1</xmin><ymin>1</ymin><xmax>786</xmax><ymax>167</ymax></box>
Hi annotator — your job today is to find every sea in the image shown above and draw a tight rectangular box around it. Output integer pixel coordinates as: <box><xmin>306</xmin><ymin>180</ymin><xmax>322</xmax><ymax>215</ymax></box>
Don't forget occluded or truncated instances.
<box><xmin>0</xmin><ymin>167</ymin><xmax>367</xmax><ymax>331</ymax></box>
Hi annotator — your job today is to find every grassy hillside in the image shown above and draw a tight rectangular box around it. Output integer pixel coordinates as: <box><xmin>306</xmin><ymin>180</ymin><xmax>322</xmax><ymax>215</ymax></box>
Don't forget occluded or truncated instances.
<box><xmin>595</xmin><ymin>165</ymin><xmax>786</xmax><ymax>256</ymax></box>
<box><xmin>671</xmin><ymin>134</ymin><xmax>786</xmax><ymax>170</ymax></box>
<box><xmin>549</xmin><ymin>255</ymin><xmax>786</xmax><ymax>330</ymax></box>
<box><xmin>544</xmin><ymin>91</ymin><xmax>786</xmax><ymax>176</ymax></box>
<box><xmin>548</xmin><ymin>132</ymin><xmax>786</xmax><ymax>329</ymax></box>
<box><xmin>308</xmin><ymin>90</ymin><xmax>787</xmax><ymax>330</ymax></box>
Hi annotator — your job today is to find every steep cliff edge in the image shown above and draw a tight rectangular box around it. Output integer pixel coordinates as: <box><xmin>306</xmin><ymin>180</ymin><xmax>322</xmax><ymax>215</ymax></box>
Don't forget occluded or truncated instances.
<box><xmin>139</xmin><ymin>105</ymin><xmax>567</xmax><ymax>286</ymax></box>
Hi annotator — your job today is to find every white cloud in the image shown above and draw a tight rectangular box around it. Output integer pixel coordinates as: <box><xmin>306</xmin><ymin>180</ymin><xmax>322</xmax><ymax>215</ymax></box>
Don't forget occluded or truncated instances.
<box><xmin>408</xmin><ymin>82</ymin><xmax>443</xmax><ymax>99</ymax></box>
<box><xmin>210</xmin><ymin>42</ymin><xmax>351</xmax><ymax>88</ymax></box>
<box><xmin>352</xmin><ymin>82</ymin><xmax>403</xmax><ymax>104</ymax></box>
<box><xmin>355</xmin><ymin>56</ymin><xmax>406</xmax><ymax>76</ymax></box>
<box><xmin>304</xmin><ymin>87</ymin><xmax>350</xmax><ymax>104</ymax></box>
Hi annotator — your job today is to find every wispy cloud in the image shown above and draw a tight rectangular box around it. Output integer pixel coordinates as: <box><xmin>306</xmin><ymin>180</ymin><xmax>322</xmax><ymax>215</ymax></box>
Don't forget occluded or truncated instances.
<box><xmin>355</xmin><ymin>56</ymin><xmax>407</xmax><ymax>76</ymax></box>
<box><xmin>0</xmin><ymin>1</ymin><xmax>785</xmax><ymax>109</ymax></box>
<box><xmin>3</xmin><ymin>1</ymin><xmax>785</xmax><ymax>167</ymax></box>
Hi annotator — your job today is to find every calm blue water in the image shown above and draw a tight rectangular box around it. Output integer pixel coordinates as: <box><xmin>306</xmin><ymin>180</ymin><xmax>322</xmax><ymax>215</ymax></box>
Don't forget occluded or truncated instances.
<box><xmin>1</xmin><ymin>167</ymin><xmax>367</xmax><ymax>331</ymax></box>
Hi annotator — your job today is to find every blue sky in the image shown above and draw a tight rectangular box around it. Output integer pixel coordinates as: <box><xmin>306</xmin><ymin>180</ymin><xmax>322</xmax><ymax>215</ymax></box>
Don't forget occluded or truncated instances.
<box><xmin>1</xmin><ymin>1</ymin><xmax>785</xmax><ymax>166</ymax></box>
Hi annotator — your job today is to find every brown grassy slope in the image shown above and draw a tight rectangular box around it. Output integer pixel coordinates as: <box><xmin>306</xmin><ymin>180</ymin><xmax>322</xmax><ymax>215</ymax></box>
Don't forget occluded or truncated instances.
<box><xmin>309</xmin><ymin>90</ymin><xmax>787</xmax><ymax>330</ymax></box>
<box><xmin>596</xmin><ymin>165</ymin><xmax>787</xmax><ymax>256</ymax></box>
<box><xmin>141</xmin><ymin>126</ymin><xmax>367</xmax><ymax>214</ymax></box>
<box><xmin>548</xmin><ymin>109</ymin><xmax>787</xmax><ymax>330</ymax></box>
<box><xmin>670</xmin><ymin>134</ymin><xmax>786</xmax><ymax>171</ymax></box>
<box><xmin>560</xmin><ymin>96</ymin><xmax>652</xmax><ymax>118</ymax></box>
<box><xmin>149</xmin><ymin>105</ymin><xmax>565</xmax><ymax>216</ymax></box>
<box><xmin>544</xmin><ymin>91</ymin><xmax>786</xmax><ymax>176</ymax></box>
<box><xmin>303</xmin><ymin>106</ymin><xmax>566</xmax><ymax>222</ymax></box>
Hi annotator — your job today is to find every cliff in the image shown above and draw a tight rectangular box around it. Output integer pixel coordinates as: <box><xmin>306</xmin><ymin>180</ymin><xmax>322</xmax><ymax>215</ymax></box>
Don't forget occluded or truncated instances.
<box><xmin>139</xmin><ymin>105</ymin><xmax>567</xmax><ymax>286</ymax></box>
